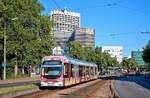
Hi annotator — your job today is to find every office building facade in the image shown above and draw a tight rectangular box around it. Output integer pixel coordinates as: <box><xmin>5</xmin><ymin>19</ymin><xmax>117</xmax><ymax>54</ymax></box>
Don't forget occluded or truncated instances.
<box><xmin>131</xmin><ymin>50</ymin><xmax>145</xmax><ymax>68</ymax></box>
<box><xmin>74</xmin><ymin>28</ymin><xmax>95</xmax><ymax>47</ymax></box>
<box><xmin>51</xmin><ymin>9</ymin><xmax>80</xmax><ymax>32</ymax></box>
<box><xmin>51</xmin><ymin>9</ymin><xmax>80</xmax><ymax>47</ymax></box>
<box><xmin>51</xmin><ymin>9</ymin><xmax>95</xmax><ymax>47</ymax></box>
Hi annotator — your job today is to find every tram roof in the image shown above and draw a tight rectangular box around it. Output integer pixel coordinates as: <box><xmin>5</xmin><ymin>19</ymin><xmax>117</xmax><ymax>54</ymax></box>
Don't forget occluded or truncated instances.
<box><xmin>42</xmin><ymin>55</ymin><xmax>97</xmax><ymax>67</ymax></box>
<box><xmin>66</xmin><ymin>56</ymin><xmax>97</xmax><ymax>67</ymax></box>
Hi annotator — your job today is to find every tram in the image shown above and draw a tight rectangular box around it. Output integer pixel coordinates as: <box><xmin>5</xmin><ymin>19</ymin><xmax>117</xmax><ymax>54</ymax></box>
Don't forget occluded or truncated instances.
<box><xmin>40</xmin><ymin>55</ymin><xmax>98</xmax><ymax>87</ymax></box>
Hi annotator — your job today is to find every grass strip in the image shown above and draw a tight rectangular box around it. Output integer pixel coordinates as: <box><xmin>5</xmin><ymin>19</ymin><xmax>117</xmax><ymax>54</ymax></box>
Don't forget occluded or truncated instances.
<box><xmin>0</xmin><ymin>85</ymin><xmax>38</xmax><ymax>95</ymax></box>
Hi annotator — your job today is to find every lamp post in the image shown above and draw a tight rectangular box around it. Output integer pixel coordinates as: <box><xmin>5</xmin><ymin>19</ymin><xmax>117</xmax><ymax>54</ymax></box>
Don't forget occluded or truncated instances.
<box><xmin>3</xmin><ymin>17</ymin><xmax>18</xmax><ymax>80</ymax></box>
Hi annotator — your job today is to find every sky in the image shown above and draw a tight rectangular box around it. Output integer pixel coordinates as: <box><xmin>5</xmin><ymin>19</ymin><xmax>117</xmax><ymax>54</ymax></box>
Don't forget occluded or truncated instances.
<box><xmin>39</xmin><ymin>0</ymin><xmax>150</xmax><ymax>57</ymax></box>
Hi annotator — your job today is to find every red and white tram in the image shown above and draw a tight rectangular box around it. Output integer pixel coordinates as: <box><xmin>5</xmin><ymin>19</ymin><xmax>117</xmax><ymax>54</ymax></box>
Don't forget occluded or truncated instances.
<box><xmin>40</xmin><ymin>55</ymin><xmax>98</xmax><ymax>87</ymax></box>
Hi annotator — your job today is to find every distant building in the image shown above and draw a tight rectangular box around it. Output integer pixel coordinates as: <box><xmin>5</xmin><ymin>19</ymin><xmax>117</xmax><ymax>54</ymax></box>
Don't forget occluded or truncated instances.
<box><xmin>74</xmin><ymin>28</ymin><xmax>95</xmax><ymax>47</ymax></box>
<box><xmin>50</xmin><ymin>9</ymin><xmax>95</xmax><ymax>48</ymax></box>
<box><xmin>51</xmin><ymin>9</ymin><xmax>80</xmax><ymax>32</ymax></box>
<box><xmin>131</xmin><ymin>50</ymin><xmax>145</xmax><ymax>68</ymax></box>
<box><xmin>101</xmin><ymin>46</ymin><xmax>123</xmax><ymax>63</ymax></box>
<box><xmin>53</xmin><ymin>30</ymin><xmax>74</xmax><ymax>47</ymax></box>
<box><xmin>51</xmin><ymin>9</ymin><xmax>80</xmax><ymax>47</ymax></box>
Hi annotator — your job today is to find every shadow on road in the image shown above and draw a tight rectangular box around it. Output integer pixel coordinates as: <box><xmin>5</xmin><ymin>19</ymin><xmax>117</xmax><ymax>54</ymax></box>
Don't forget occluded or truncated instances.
<box><xmin>99</xmin><ymin>74</ymin><xmax>150</xmax><ymax>90</ymax></box>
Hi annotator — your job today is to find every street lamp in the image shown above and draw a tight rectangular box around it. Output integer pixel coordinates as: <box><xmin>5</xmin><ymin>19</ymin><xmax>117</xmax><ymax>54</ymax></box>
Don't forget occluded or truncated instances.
<box><xmin>3</xmin><ymin>17</ymin><xmax>18</xmax><ymax>80</ymax></box>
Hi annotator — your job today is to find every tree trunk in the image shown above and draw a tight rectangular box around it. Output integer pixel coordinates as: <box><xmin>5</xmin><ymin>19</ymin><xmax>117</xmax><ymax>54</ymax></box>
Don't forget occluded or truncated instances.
<box><xmin>14</xmin><ymin>64</ymin><xmax>18</xmax><ymax>77</ymax></box>
<box><xmin>14</xmin><ymin>49</ymin><xmax>18</xmax><ymax>77</ymax></box>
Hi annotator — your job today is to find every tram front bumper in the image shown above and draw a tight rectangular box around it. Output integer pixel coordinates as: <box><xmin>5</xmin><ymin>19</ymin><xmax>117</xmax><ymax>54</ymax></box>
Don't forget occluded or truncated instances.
<box><xmin>40</xmin><ymin>81</ymin><xmax>63</xmax><ymax>87</ymax></box>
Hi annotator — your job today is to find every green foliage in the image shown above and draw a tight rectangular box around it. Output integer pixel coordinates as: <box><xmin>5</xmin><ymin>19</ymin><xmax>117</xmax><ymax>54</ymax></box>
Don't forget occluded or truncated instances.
<box><xmin>67</xmin><ymin>41</ymin><xmax>119</xmax><ymax>71</ymax></box>
<box><xmin>121</xmin><ymin>57</ymin><xmax>137</xmax><ymax>69</ymax></box>
<box><xmin>67</xmin><ymin>41</ymin><xmax>83</xmax><ymax>59</ymax></box>
<box><xmin>0</xmin><ymin>0</ymin><xmax>54</xmax><ymax>77</ymax></box>
<box><xmin>143</xmin><ymin>40</ymin><xmax>150</xmax><ymax>69</ymax></box>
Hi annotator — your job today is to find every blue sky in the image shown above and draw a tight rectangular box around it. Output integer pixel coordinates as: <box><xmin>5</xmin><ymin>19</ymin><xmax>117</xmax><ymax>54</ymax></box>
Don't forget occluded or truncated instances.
<box><xmin>39</xmin><ymin>0</ymin><xmax>150</xmax><ymax>57</ymax></box>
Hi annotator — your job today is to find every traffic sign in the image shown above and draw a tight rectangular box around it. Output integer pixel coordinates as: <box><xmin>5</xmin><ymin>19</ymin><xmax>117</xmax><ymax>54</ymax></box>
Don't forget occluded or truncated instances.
<box><xmin>2</xmin><ymin>64</ymin><xmax>6</xmax><ymax>67</ymax></box>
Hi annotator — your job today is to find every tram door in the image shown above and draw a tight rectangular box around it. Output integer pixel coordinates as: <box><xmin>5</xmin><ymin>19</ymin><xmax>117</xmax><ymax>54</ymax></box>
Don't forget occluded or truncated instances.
<box><xmin>64</xmin><ymin>63</ymin><xmax>72</xmax><ymax>86</ymax></box>
<box><xmin>72</xmin><ymin>65</ymin><xmax>79</xmax><ymax>84</ymax></box>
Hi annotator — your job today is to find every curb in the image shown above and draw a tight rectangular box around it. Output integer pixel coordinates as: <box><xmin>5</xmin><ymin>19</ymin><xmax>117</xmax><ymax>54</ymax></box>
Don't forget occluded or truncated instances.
<box><xmin>110</xmin><ymin>80</ymin><xmax>120</xmax><ymax>98</ymax></box>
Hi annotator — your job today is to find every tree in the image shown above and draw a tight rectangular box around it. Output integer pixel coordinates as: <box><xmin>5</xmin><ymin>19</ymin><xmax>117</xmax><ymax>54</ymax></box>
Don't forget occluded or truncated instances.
<box><xmin>128</xmin><ymin>58</ymin><xmax>137</xmax><ymax>68</ymax></box>
<box><xmin>67</xmin><ymin>41</ymin><xmax>118</xmax><ymax>71</ymax></box>
<box><xmin>143</xmin><ymin>40</ymin><xmax>150</xmax><ymax>68</ymax></box>
<box><xmin>122</xmin><ymin>57</ymin><xmax>137</xmax><ymax>69</ymax></box>
<box><xmin>67</xmin><ymin>41</ymin><xmax>83</xmax><ymax>59</ymax></box>
<box><xmin>0</xmin><ymin>0</ymin><xmax>54</xmax><ymax>77</ymax></box>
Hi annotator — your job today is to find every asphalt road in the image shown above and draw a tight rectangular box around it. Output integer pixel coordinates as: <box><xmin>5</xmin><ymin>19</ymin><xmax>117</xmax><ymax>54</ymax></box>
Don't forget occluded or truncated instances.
<box><xmin>0</xmin><ymin>80</ymin><xmax>40</xmax><ymax>88</ymax></box>
<box><xmin>114</xmin><ymin>75</ymin><xmax>150</xmax><ymax>98</ymax></box>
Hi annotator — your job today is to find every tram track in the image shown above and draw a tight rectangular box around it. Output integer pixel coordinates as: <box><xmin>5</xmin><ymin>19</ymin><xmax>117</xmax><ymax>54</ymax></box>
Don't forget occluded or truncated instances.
<box><xmin>12</xmin><ymin>79</ymin><xmax>111</xmax><ymax>98</ymax></box>
<box><xmin>13</xmin><ymin>80</ymin><xmax>98</xmax><ymax>98</ymax></box>
<box><xmin>61</xmin><ymin>79</ymin><xmax>108</xmax><ymax>98</ymax></box>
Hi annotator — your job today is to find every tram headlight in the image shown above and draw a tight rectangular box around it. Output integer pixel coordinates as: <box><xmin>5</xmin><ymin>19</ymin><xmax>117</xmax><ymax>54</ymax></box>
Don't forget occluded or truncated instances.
<box><xmin>59</xmin><ymin>77</ymin><xmax>63</xmax><ymax>80</ymax></box>
<box><xmin>40</xmin><ymin>75</ymin><xmax>44</xmax><ymax>80</ymax></box>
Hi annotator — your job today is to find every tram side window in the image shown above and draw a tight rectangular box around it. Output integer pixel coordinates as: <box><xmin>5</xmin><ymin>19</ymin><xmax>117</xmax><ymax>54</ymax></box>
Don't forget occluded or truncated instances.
<box><xmin>64</xmin><ymin>63</ymin><xmax>72</xmax><ymax>78</ymax></box>
<box><xmin>69</xmin><ymin>64</ymin><xmax>73</xmax><ymax>77</ymax></box>
<box><xmin>90</xmin><ymin>67</ymin><xmax>94</xmax><ymax>75</ymax></box>
<box><xmin>71</xmin><ymin>64</ymin><xmax>74</xmax><ymax>77</ymax></box>
<box><xmin>64</xmin><ymin>63</ymin><xmax>69</xmax><ymax>77</ymax></box>
<box><xmin>79</xmin><ymin>66</ymin><xmax>82</xmax><ymax>76</ymax></box>
<box><xmin>72</xmin><ymin>65</ymin><xmax>79</xmax><ymax>77</ymax></box>
<box><xmin>84</xmin><ymin>66</ymin><xmax>88</xmax><ymax>77</ymax></box>
<box><xmin>79</xmin><ymin>66</ymin><xmax>85</xmax><ymax>76</ymax></box>
<box><xmin>72</xmin><ymin>64</ymin><xmax>78</xmax><ymax>77</ymax></box>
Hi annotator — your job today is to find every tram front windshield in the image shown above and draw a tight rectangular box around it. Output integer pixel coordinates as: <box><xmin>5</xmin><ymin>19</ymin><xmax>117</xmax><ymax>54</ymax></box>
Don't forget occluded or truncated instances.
<box><xmin>43</xmin><ymin>67</ymin><xmax>62</xmax><ymax>76</ymax></box>
<box><xmin>42</xmin><ymin>60</ymin><xmax>63</xmax><ymax>79</ymax></box>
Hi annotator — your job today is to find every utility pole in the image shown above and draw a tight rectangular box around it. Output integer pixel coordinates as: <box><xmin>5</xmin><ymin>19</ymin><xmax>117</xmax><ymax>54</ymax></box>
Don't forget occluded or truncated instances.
<box><xmin>3</xmin><ymin>22</ymin><xmax>6</xmax><ymax>80</ymax></box>
<box><xmin>2</xmin><ymin>7</ymin><xmax>8</xmax><ymax>80</ymax></box>
<box><xmin>3</xmin><ymin>17</ymin><xmax>18</xmax><ymax>80</ymax></box>
<box><xmin>12</xmin><ymin>18</ymin><xmax>18</xmax><ymax>77</ymax></box>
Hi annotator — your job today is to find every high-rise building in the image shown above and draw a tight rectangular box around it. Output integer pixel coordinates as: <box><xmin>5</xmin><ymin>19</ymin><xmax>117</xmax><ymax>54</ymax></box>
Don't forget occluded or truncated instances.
<box><xmin>101</xmin><ymin>46</ymin><xmax>123</xmax><ymax>63</ymax></box>
<box><xmin>74</xmin><ymin>28</ymin><xmax>95</xmax><ymax>47</ymax></box>
<box><xmin>131</xmin><ymin>50</ymin><xmax>145</xmax><ymax>68</ymax></box>
<box><xmin>51</xmin><ymin>9</ymin><xmax>80</xmax><ymax>32</ymax></box>
<box><xmin>51</xmin><ymin>9</ymin><xmax>95</xmax><ymax>48</ymax></box>
<box><xmin>51</xmin><ymin>9</ymin><xmax>80</xmax><ymax>47</ymax></box>
<box><xmin>53</xmin><ymin>31</ymin><xmax>74</xmax><ymax>47</ymax></box>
